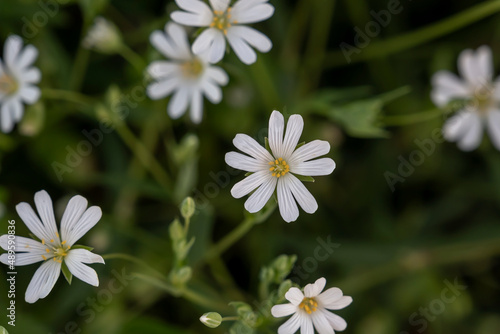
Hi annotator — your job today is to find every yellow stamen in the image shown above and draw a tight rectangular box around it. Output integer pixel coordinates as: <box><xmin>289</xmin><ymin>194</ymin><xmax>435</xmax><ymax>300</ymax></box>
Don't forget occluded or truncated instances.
<box><xmin>50</xmin><ymin>239</ymin><xmax>54</xmax><ymax>243</ymax></box>
<box><xmin>299</xmin><ymin>297</ymin><xmax>318</xmax><ymax>314</ymax></box>
<box><xmin>42</xmin><ymin>239</ymin><xmax>45</xmax><ymax>245</ymax></box>
<box><xmin>0</xmin><ymin>74</ymin><xmax>18</xmax><ymax>95</ymax></box>
<box><xmin>210</xmin><ymin>6</ymin><xmax>234</xmax><ymax>34</ymax></box>
<box><xmin>42</xmin><ymin>255</ymin><xmax>47</xmax><ymax>261</ymax></box>
<box><xmin>46</xmin><ymin>249</ymin><xmax>50</xmax><ymax>253</ymax></box>
<box><xmin>61</xmin><ymin>240</ymin><xmax>67</xmax><ymax>245</ymax></box>
<box><xmin>56</xmin><ymin>232</ymin><xmax>60</xmax><ymax>238</ymax></box>
<box><xmin>181</xmin><ymin>57</ymin><xmax>205</xmax><ymax>78</ymax></box>
<box><xmin>269</xmin><ymin>157</ymin><xmax>291</xmax><ymax>178</ymax></box>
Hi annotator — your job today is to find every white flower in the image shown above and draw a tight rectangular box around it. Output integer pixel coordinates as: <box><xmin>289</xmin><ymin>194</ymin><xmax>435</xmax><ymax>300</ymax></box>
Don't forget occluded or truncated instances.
<box><xmin>82</xmin><ymin>17</ymin><xmax>123</xmax><ymax>54</ymax></box>
<box><xmin>0</xmin><ymin>35</ymin><xmax>41</xmax><ymax>133</ymax></box>
<box><xmin>225</xmin><ymin>110</ymin><xmax>336</xmax><ymax>223</ymax></box>
<box><xmin>272</xmin><ymin>278</ymin><xmax>352</xmax><ymax>334</ymax></box>
<box><xmin>147</xmin><ymin>23</ymin><xmax>229</xmax><ymax>123</ymax></box>
<box><xmin>431</xmin><ymin>45</ymin><xmax>500</xmax><ymax>151</ymax></box>
<box><xmin>0</xmin><ymin>190</ymin><xmax>104</xmax><ymax>303</ymax></box>
<box><xmin>171</xmin><ymin>0</ymin><xmax>274</xmax><ymax>65</ymax></box>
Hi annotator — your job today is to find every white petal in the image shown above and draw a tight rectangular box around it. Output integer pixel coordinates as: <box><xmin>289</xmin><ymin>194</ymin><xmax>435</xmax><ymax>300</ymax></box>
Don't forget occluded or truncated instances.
<box><xmin>147</xmin><ymin>77</ymin><xmax>179</xmax><ymax>100</ymax></box>
<box><xmin>16</xmin><ymin>44</ymin><xmax>38</xmax><ymax>69</ymax></box>
<box><xmin>8</xmin><ymin>98</ymin><xmax>24</xmax><ymax>123</ymax></box>
<box><xmin>209</xmin><ymin>0</ymin><xmax>230</xmax><ymax>11</ymax></box>
<box><xmin>226</xmin><ymin>30</ymin><xmax>257</xmax><ymax>65</ymax></box>
<box><xmin>277</xmin><ymin>177</ymin><xmax>299</xmax><ymax>223</ymax></box>
<box><xmin>60</xmin><ymin>195</ymin><xmax>88</xmax><ymax>244</ymax></box>
<box><xmin>147</xmin><ymin>61</ymin><xmax>179</xmax><ymax>79</ymax></box>
<box><xmin>269</xmin><ymin>110</ymin><xmax>285</xmax><ymax>158</ymax></box>
<box><xmin>34</xmin><ymin>190</ymin><xmax>60</xmax><ymax>241</ymax></box>
<box><xmin>192</xmin><ymin>28</ymin><xmax>219</xmax><ymax>57</ymax></box>
<box><xmin>430</xmin><ymin>71</ymin><xmax>470</xmax><ymax>107</ymax></box>
<box><xmin>282</xmin><ymin>114</ymin><xmax>304</xmax><ymax>158</ymax></box>
<box><xmin>15</xmin><ymin>202</ymin><xmax>52</xmax><ymax>242</ymax></box>
<box><xmin>456</xmin><ymin>113</ymin><xmax>483</xmax><ymax>151</ymax></box>
<box><xmin>285</xmin><ymin>287</ymin><xmax>304</xmax><ymax>305</ymax></box>
<box><xmin>225</xmin><ymin>151</ymin><xmax>269</xmax><ymax>172</ymax></box>
<box><xmin>189</xmin><ymin>88</ymin><xmax>204</xmax><ymax>123</ymax></box>
<box><xmin>19</xmin><ymin>85</ymin><xmax>41</xmax><ymax>105</ymax></box>
<box><xmin>444</xmin><ymin>112</ymin><xmax>483</xmax><ymax>151</ymax></box>
<box><xmin>8</xmin><ymin>252</ymin><xmax>49</xmax><ymax>266</ymax></box>
<box><xmin>301</xmin><ymin>316</ymin><xmax>314</xmax><ymax>334</ymax></box>
<box><xmin>205</xmin><ymin>66</ymin><xmax>229</xmax><ymax>85</ymax></box>
<box><xmin>65</xmin><ymin>206</ymin><xmax>102</xmax><ymax>246</ymax></box>
<box><xmin>458</xmin><ymin>47</ymin><xmax>492</xmax><ymax>86</ymax></box>
<box><xmin>474</xmin><ymin>45</ymin><xmax>493</xmax><ymax>82</ymax></box>
<box><xmin>290</xmin><ymin>140</ymin><xmax>331</xmax><ymax>164</ymax></box>
<box><xmin>231</xmin><ymin>170</ymin><xmax>269</xmax><ymax>198</ymax></box>
<box><xmin>150</xmin><ymin>23</ymin><xmax>190</xmax><ymax>60</ymax></box>
<box><xmin>171</xmin><ymin>11</ymin><xmax>212</xmax><ymax>27</ymax></box>
<box><xmin>21</xmin><ymin>67</ymin><xmax>41</xmax><ymax>84</ymax></box>
<box><xmin>304</xmin><ymin>277</ymin><xmax>326</xmax><ymax>298</ymax></box>
<box><xmin>227</xmin><ymin>26</ymin><xmax>272</xmax><ymax>53</ymax></box>
<box><xmin>207</xmin><ymin>31</ymin><xmax>226</xmax><ymax>64</ymax></box>
<box><xmin>176</xmin><ymin>0</ymin><xmax>213</xmax><ymax>15</ymax></box>
<box><xmin>271</xmin><ymin>303</ymin><xmax>297</xmax><ymax>318</ymax></box>
<box><xmin>278</xmin><ymin>312</ymin><xmax>302</xmax><ymax>334</ymax></box>
<box><xmin>0</xmin><ymin>235</ymin><xmax>45</xmax><ymax>253</ymax></box>
<box><xmin>291</xmin><ymin>158</ymin><xmax>336</xmax><ymax>176</ymax></box>
<box><xmin>0</xmin><ymin>102</ymin><xmax>14</xmax><ymax>133</ymax></box>
<box><xmin>233</xmin><ymin>133</ymin><xmax>273</xmax><ymax>161</ymax></box>
<box><xmin>320</xmin><ymin>296</ymin><xmax>353</xmax><ymax>311</ymax></box>
<box><xmin>25</xmin><ymin>259</ymin><xmax>61</xmax><ymax>303</ymax></box>
<box><xmin>316</xmin><ymin>287</ymin><xmax>342</xmax><ymax>306</ymax></box>
<box><xmin>166</xmin><ymin>22</ymin><xmax>192</xmax><ymax>57</ymax></box>
<box><xmin>321</xmin><ymin>310</ymin><xmax>347</xmax><ymax>331</ymax></box>
<box><xmin>232</xmin><ymin>0</ymin><xmax>275</xmax><ymax>24</ymax></box>
<box><xmin>201</xmin><ymin>79</ymin><xmax>223</xmax><ymax>103</ymax></box>
<box><xmin>244</xmin><ymin>175</ymin><xmax>277</xmax><ymax>212</ymax></box>
<box><xmin>65</xmin><ymin>249</ymin><xmax>104</xmax><ymax>287</ymax></box>
<box><xmin>311</xmin><ymin>312</ymin><xmax>334</xmax><ymax>334</ymax></box>
<box><xmin>5</xmin><ymin>35</ymin><xmax>23</xmax><ymax>71</ymax></box>
<box><xmin>168</xmin><ymin>86</ymin><xmax>190</xmax><ymax>119</ymax></box>
<box><xmin>487</xmin><ymin>110</ymin><xmax>500</xmax><ymax>151</ymax></box>
<box><xmin>286</xmin><ymin>174</ymin><xmax>318</xmax><ymax>214</ymax></box>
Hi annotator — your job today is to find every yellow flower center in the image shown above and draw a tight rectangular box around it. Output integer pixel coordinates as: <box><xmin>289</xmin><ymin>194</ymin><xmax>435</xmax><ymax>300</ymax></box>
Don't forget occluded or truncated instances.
<box><xmin>269</xmin><ymin>158</ymin><xmax>290</xmax><ymax>178</ymax></box>
<box><xmin>473</xmin><ymin>85</ymin><xmax>494</xmax><ymax>115</ymax></box>
<box><xmin>41</xmin><ymin>239</ymin><xmax>71</xmax><ymax>263</ymax></box>
<box><xmin>299</xmin><ymin>297</ymin><xmax>318</xmax><ymax>314</ymax></box>
<box><xmin>181</xmin><ymin>57</ymin><xmax>204</xmax><ymax>78</ymax></box>
<box><xmin>210</xmin><ymin>8</ymin><xmax>237</xmax><ymax>35</ymax></box>
<box><xmin>0</xmin><ymin>74</ymin><xmax>18</xmax><ymax>95</ymax></box>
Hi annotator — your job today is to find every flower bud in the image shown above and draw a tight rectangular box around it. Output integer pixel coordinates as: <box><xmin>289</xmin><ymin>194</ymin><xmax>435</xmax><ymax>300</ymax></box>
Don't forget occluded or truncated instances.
<box><xmin>169</xmin><ymin>219</ymin><xmax>185</xmax><ymax>241</ymax></box>
<box><xmin>170</xmin><ymin>266</ymin><xmax>192</xmax><ymax>286</ymax></box>
<box><xmin>83</xmin><ymin>17</ymin><xmax>123</xmax><ymax>54</ymax></box>
<box><xmin>180</xmin><ymin>197</ymin><xmax>195</xmax><ymax>220</ymax></box>
<box><xmin>199</xmin><ymin>312</ymin><xmax>222</xmax><ymax>328</ymax></box>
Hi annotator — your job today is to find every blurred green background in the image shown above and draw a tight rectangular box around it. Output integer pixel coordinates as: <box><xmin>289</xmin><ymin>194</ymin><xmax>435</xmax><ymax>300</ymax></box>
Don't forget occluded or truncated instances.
<box><xmin>1</xmin><ymin>0</ymin><xmax>500</xmax><ymax>333</ymax></box>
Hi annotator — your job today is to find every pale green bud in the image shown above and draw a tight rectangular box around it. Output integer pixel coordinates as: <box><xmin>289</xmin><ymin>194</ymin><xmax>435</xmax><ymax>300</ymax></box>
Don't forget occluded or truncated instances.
<box><xmin>83</xmin><ymin>17</ymin><xmax>123</xmax><ymax>54</ymax></box>
<box><xmin>170</xmin><ymin>266</ymin><xmax>192</xmax><ymax>286</ymax></box>
<box><xmin>169</xmin><ymin>219</ymin><xmax>185</xmax><ymax>241</ymax></box>
<box><xmin>0</xmin><ymin>326</ymin><xmax>9</xmax><ymax>334</ymax></box>
<box><xmin>200</xmin><ymin>312</ymin><xmax>222</xmax><ymax>328</ymax></box>
<box><xmin>180</xmin><ymin>197</ymin><xmax>195</xmax><ymax>220</ymax></box>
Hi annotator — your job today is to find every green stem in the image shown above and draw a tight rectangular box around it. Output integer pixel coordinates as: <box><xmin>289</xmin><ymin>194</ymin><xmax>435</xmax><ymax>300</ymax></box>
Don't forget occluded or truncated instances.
<box><xmin>42</xmin><ymin>89</ymin><xmax>95</xmax><ymax>106</ymax></box>
<box><xmin>324</xmin><ymin>0</ymin><xmax>500</xmax><ymax>67</ymax></box>
<box><xmin>381</xmin><ymin>108</ymin><xmax>444</xmax><ymax>126</ymax></box>
<box><xmin>114</xmin><ymin>121</ymin><xmax>173</xmax><ymax>194</ymax></box>
<box><xmin>102</xmin><ymin>253</ymin><xmax>165</xmax><ymax>278</ymax></box>
<box><xmin>118</xmin><ymin>44</ymin><xmax>147</xmax><ymax>73</ymax></box>
<box><xmin>70</xmin><ymin>44</ymin><xmax>91</xmax><ymax>91</ymax></box>
<box><xmin>221</xmin><ymin>316</ymin><xmax>239</xmax><ymax>322</ymax></box>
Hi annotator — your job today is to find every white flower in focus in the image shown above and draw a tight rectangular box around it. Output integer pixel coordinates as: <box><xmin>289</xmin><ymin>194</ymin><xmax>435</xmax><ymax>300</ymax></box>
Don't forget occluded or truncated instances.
<box><xmin>225</xmin><ymin>110</ymin><xmax>336</xmax><ymax>223</ymax></box>
<box><xmin>82</xmin><ymin>17</ymin><xmax>123</xmax><ymax>54</ymax></box>
<box><xmin>431</xmin><ymin>45</ymin><xmax>500</xmax><ymax>151</ymax></box>
<box><xmin>271</xmin><ymin>278</ymin><xmax>352</xmax><ymax>334</ymax></box>
<box><xmin>147</xmin><ymin>23</ymin><xmax>229</xmax><ymax>123</ymax></box>
<box><xmin>0</xmin><ymin>190</ymin><xmax>104</xmax><ymax>303</ymax></box>
<box><xmin>171</xmin><ymin>0</ymin><xmax>274</xmax><ymax>64</ymax></box>
<box><xmin>0</xmin><ymin>35</ymin><xmax>41</xmax><ymax>133</ymax></box>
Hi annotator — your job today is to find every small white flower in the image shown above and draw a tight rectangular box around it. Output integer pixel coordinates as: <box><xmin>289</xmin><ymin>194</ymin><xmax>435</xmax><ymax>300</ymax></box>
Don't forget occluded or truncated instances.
<box><xmin>82</xmin><ymin>17</ymin><xmax>123</xmax><ymax>54</ymax></box>
<box><xmin>171</xmin><ymin>0</ymin><xmax>274</xmax><ymax>64</ymax></box>
<box><xmin>0</xmin><ymin>190</ymin><xmax>104</xmax><ymax>303</ymax></box>
<box><xmin>272</xmin><ymin>278</ymin><xmax>352</xmax><ymax>334</ymax></box>
<box><xmin>225</xmin><ymin>110</ymin><xmax>336</xmax><ymax>223</ymax></box>
<box><xmin>0</xmin><ymin>35</ymin><xmax>41</xmax><ymax>133</ymax></box>
<box><xmin>431</xmin><ymin>45</ymin><xmax>500</xmax><ymax>151</ymax></box>
<box><xmin>147</xmin><ymin>23</ymin><xmax>229</xmax><ymax>123</ymax></box>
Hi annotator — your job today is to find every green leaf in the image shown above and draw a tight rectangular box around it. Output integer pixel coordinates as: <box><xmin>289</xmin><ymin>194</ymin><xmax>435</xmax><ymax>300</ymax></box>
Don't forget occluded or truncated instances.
<box><xmin>61</xmin><ymin>261</ymin><xmax>73</xmax><ymax>285</ymax></box>
<box><xmin>294</xmin><ymin>174</ymin><xmax>315</xmax><ymax>182</ymax></box>
<box><xmin>71</xmin><ymin>245</ymin><xmax>94</xmax><ymax>252</ymax></box>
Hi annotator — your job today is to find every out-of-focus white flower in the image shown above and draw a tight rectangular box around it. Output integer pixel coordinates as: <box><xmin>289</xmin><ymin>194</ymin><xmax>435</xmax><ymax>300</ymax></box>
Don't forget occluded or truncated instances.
<box><xmin>83</xmin><ymin>17</ymin><xmax>123</xmax><ymax>54</ymax></box>
<box><xmin>431</xmin><ymin>45</ymin><xmax>500</xmax><ymax>151</ymax></box>
<box><xmin>0</xmin><ymin>35</ymin><xmax>41</xmax><ymax>133</ymax></box>
<box><xmin>171</xmin><ymin>0</ymin><xmax>274</xmax><ymax>65</ymax></box>
<box><xmin>0</xmin><ymin>190</ymin><xmax>104</xmax><ymax>303</ymax></box>
<box><xmin>271</xmin><ymin>278</ymin><xmax>352</xmax><ymax>334</ymax></box>
<box><xmin>225</xmin><ymin>110</ymin><xmax>336</xmax><ymax>223</ymax></box>
<box><xmin>147</xmin><ymin>23</ymin><xmax>229</xmax><ymax>123</ymax></box>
